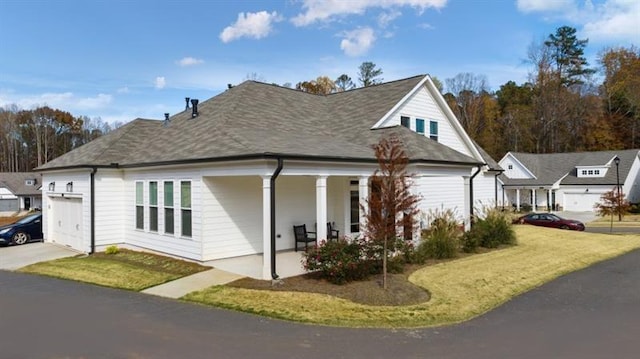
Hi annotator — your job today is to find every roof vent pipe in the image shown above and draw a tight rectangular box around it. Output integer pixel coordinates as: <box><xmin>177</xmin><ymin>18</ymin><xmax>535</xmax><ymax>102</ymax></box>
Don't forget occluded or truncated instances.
<box><xmin>185</xmin><ymin>97</ymin><xmax>190</xmax><ymax>111</ymax></box>
<box><xmin>163</xmin><ymin>113</ymin><xmax>170</xmax><ymax>127</ymax></box>
<box><xmin>191</xmin><ymin>99</ymin><xmax>199</xmax><ymax>118</ymax></box>
<box><xmin>227</xmin><ymin>84</ymin><xmax>233</xmax><ymax>89</ymax></box>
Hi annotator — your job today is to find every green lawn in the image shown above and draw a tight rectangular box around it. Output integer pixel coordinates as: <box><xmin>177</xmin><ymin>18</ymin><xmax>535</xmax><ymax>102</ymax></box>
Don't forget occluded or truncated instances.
<box><xmin>590</xmin><ymin>214</ymin><xmax>640</xmax><ymax>227</ymax></box>
<box><xmin>183</xmin><ymin>226</ymin><xmax>640</xmax><ymax>328</ymax></box>
<box><xmin>19</xmin><ymin>249</ymin><xmax>210</xmax><ymax>291</ymax></box>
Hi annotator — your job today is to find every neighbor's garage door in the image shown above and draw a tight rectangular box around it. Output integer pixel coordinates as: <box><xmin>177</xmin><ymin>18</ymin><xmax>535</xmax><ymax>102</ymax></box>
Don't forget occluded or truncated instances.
<box><xmin>50</xmin><ymin>197</ymin><xmax>83</xmax><ymax>250</ymax></box>
<box><xmin>0</xmin><ymin>199</ymin><xmax>18</xmax><ymax>212</ymax></box>
<box><xmin>564</xmin><ymin>193</ymin><xmax>602</xmax><ymax>212</ymax></box>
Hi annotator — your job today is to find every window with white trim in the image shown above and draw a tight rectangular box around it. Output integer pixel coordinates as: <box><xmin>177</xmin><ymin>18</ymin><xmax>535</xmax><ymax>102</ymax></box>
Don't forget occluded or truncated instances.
<box><xmin>181</xmin><ymin>181</ymin><xmax>192</xmax><ymax>237</ymax></box>
<box><xmin>400</xmin><ymin>116</ymin><xmax>410</xmax><ymax>128</ymax></box>
<box><xmin>164</xmin><ymin>181</ymin><xmax>174</xmax><ymax>234</ymax></box>
<box><xmin>149</xmin><ymin>181</ymin><xmax>158</xmax><ymax>232</ymax></box>
<box><xmin>416</xmin><ymin>118</ymin><xmax>425</xmax><ymax>134</ymax></box>
<box><xmin>429</xmin><ymin>120</ymin><xmax>438</xmax><ymax>141</ymax></box>
<box><xmin>135</xmin><ymin>182</ymin><xmax>144</xmax><ymax>230</ymax></box>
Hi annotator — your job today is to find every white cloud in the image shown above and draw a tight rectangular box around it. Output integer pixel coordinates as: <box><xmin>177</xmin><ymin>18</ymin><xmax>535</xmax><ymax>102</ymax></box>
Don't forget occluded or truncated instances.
<box><xmin>378</xmin><ymin>9</ymin><xmax>402</xmax><ymax>28</ymax></box>
<box><xmin>155</xmin><ymin>76</ymin><xmax>166</xmax><ymax>89</ymax></box>
<box><xmin>516</xmin><ymin>0</ymin><xmax>574</xmax><ymax>12</ymax></box>
<box><xmin>516</xmin><ymin>0</ymin><xmax>640</xmax><ymax>43</ymax></box>
<box><xmin>292</xmin><ymin>0</ymin><xmax>447</xmax><ymax>26</ymax></box>
<box><xmin>219</xmin><ymin>11</ymin><xmax>283</xmax><ymax>43</ymax></box>
<box><xmin>340</xmin><ymin>27</ymin><xmax>376</xmax><ymax>57</ymax></box>
<box><xmin>117</xmin><ymin>86</ymin><xmax>130</xmax><ymax>94</ymax></box>
<box><xmin>177</xmin><ymin>57</ymin><xmax>204</xmax><ymax>67</ymax></box>
<box><xmin>418</xmin><ymin>22</ymin><xmax>434</xmax><ymax>30</ymax></box>
<box><xmin>0</xmin><ymin>91</ymin><xmax>112</xmax><ymax>111</ymax></box>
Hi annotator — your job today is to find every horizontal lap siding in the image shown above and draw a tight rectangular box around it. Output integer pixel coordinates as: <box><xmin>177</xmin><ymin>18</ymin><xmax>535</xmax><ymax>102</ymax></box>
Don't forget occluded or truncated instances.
<box><xmin>124</xmin><ymin>171</ymin><xmax>202</xmax><ymax>261</ymax></box>
<box><xmin>416</xmin><ymin>176</ymin><xmax>465</xmax><ymax>222</ymax></box>
<box><xmin>202</xmin><ymin>176</ymin><xmax>262</xmax><ymax>260</ymax></box>
<box><xmin>94</xmin><ymin>171</ymin><xmax>125</xmax><ymax>247</ymax></box>
<box><xmin>473</xmin><ymin>172</ymin><xmax>497</xmax><ymax>212</ymax></box>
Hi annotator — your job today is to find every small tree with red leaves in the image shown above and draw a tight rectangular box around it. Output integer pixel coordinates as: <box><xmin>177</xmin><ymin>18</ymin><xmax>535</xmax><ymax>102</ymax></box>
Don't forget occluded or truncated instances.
<box><xmin>594</xmin><ymin>190</ymin><xmax>630</xmax><ymax>232</ymax></box>
<box><xmin>362</xmin><ymin>134</ymin><xmax>420</xmax><ymax>289</ymax></box>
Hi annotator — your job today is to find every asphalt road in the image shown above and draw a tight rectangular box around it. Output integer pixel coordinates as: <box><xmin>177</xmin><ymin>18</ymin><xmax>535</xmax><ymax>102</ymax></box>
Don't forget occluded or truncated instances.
<box><xmin>1</xmin><ymin>249</ymin><xmax>640</xmax><ymax>359</ymax></box>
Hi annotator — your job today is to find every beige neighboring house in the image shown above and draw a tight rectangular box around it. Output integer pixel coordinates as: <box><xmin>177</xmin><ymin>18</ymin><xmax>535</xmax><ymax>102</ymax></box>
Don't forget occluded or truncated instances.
<box><xmin>0</xmin><ymin>172</ymin><xmax>43</xmax><ymax>213</ymax></box>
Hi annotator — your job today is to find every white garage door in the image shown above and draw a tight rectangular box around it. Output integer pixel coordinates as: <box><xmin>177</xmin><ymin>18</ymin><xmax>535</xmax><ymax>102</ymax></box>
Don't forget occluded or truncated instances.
<box><xmin>50</xmin><ymin>197</ymin><xmax>83</xmax><ymax>250</ymax></box>
<box><xmin>564</xmin><ymin>193</ymin><xmax>602</xmax><ymax>212</ymax></box>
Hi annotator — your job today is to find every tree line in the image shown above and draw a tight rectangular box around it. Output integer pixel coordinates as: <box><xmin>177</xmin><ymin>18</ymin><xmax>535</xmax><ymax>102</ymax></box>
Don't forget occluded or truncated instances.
<box><xmin>0</xmin><ymin>105</ymin><xmax>120</xmax><ymax>172</ymax></box>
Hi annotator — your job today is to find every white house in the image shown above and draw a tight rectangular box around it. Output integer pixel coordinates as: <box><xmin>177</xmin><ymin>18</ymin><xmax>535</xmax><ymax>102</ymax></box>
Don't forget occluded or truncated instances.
<box><xmin>0</xmin><ymin>173</ymin><xmax>42</xmax><ymax>213</ymax></box>
<box><xmin>499</xmin><ymin>150</ymin><xmax>640</xmax><ymax>212</ymax></box>
<box><xmin>37</xmin><ymin>75</ymin><xmax>501</xmax><ymax>279</ymax></box>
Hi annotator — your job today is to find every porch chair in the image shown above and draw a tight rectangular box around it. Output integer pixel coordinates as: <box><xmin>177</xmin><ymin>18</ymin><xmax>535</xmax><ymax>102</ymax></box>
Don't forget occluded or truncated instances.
<box><xmin>327</xmin><ymin>222</ymin><xmax>339</xmax><ymax>241</ymax></box>
<box><xmin>293</xmin><ymin>224</ymin><xmax>317</xmax><ymax>252</ymax></box>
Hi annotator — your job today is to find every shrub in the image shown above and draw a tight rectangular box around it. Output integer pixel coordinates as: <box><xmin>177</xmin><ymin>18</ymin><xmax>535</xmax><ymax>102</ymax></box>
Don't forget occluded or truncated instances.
<box><xmin>460</xmin><ymin>230</ymin><xmax>480</xmax><ymax>253</ymax></box>
<box><xmin>105</xmin><ymin>245</ymin><xmax>119</xmax><ymax>255</ymax></box>
<box><xmin>471</xmin><ymin>207</ymin><xmax>517</xmax><ymax>248</ymax></box>
<box><xmin>630</xmin><ymin>203</ymin><xmax>640</xmax><ymax>214</ymax></box>
<box><xmin>302</xmin><ymin>238</ymin><xmax>374</xmax><ymax>284</ymax></box>
<box><xmin>419</xmin><ymin>208</ymin><xmax>462</xmax><ymax>259</ymax></box>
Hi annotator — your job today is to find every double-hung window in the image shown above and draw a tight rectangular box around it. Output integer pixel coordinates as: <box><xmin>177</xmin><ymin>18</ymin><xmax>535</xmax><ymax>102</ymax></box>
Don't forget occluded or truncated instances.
<box><xmin>416</xmin><ymin>118</ymin><xmax>425</xmax><ymax>134</ymax></box>
<box><xmin>164</xmin><ymin>181</ymin><xmax>174</xmax><ymax>234</ymax></box>
<box><xmin>181</xmin><ymin>181</ymin><xmax>192</xmax><ymax>237</ymax></box>
<box><xmin>135</xmin><ymin>182</ymin><xmax>144</xmax><ymax>230</ymax></box>
<box><xmin>149</xmin><ymin>181</ymin><xmax>158</xmax><ymax>232</ymax></box>
<box><xmin>429</xmin><ymin>120</ymin><xmax>438</xmax><ymax>141</ymax></box>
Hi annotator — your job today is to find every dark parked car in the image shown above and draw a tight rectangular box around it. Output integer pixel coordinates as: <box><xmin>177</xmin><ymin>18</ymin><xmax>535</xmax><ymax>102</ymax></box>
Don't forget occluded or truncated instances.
<box><xmin>0</xmin><ymin>213</ymin><xmax>43</xmax><ymax>246</ymax></box>
<box><xmin>514</xmin><ymin>213</ymin><xmax>585</xmax><ymax>231</ymax></box>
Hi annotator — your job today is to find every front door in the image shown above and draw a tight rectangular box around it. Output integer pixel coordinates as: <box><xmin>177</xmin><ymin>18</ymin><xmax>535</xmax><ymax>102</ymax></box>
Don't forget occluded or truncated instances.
<box><xmin>24</xmin><ymin>197</ymin><xmax>31</xmax><ymax>210</ymax></box>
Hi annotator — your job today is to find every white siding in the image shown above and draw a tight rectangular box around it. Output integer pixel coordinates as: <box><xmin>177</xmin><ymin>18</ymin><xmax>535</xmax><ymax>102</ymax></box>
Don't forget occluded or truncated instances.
<box><xmin>379</xmin><ymin>86</ymin><xmax>473</xmax><ymax>157</ymax></box>
<box><xmin>624</xmin><ymin>156</ymin><xmax>640</xmax><ymax>203</ymax></box>
<box><xmin>416</xmin><ymin>176</ymin><xmax>466</xmax><ymax>223</ymax></box>
<box><xmin>473</xmin><ymin>171</ymin><xmax>498</xmax><ymax>213</ymax></box>
<box><xmin>202</xmin><ymin>176</ymin><xmax>263</xmax><ymax>260</ymax></box>
<box><xmin>124</xmin><ymin>170</ymin><xmax>202</xmax><ymax>261</ymax></box>
<box><xmin>499</xmin><ymin>154</ymin><xmax>534</xmax><ymax>179</ymax></box>
<box><xmin>94</xmin><ymin>170</ymin><xmax>125</xmax><ymax>247</ymax></box>
<box><xmin>42</xmin><ymin>171</ymin><xmax>91</xmax><ymax>252</ymax></box>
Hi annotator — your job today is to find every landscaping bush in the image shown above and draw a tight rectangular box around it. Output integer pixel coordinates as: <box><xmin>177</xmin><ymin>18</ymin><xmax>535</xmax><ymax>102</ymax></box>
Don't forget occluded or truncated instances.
<box><xmin>470</xmin><ymin>207</ymin><xmax>517</xmax><ymax>248</ymax></box>
<box><xmin>105</xmin><ymin>245</ymin><xmax>119</xmax><ymax>255</ymax></box>
<box><xmin>419</xmin><ymin>208</ymin><xmax>462</xmax><ymax>259</ymax></box>
<box><xmin>461</xmin><ymin>230</ymin><xmax>480</xmax><ymax>253</ymax></box>
<box><xmin>302</xmin><ymin>238</ymin><xmax>374</xmax><ymax>284</ymax></box>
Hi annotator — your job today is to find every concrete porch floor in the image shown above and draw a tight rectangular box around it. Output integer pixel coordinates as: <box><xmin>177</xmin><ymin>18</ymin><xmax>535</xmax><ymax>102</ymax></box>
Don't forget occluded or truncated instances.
<box><xmin>205</xmin><ymin>250</ymin><xmax>307</xmax><ymax>280</ymax></box>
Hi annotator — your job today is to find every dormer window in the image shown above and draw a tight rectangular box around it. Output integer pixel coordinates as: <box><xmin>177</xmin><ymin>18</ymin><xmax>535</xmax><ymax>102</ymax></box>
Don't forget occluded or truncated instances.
<box><xmin>25</xmin><ymin>179</ymin><xmax>35</xmax><ymax>186</ymax></box>
<box><xmin>578</xmin><ymin>167</ymin><xmax>606</xmax><ymax>178</ymax></box>
<box><xmin>400</xmin><ymin>116</ymin><xmax>410</xmax><ymax>128</ymax></box>
<box><xmin>416</xmin><ymin>118</ymin><xmax>425</xmax><ymax>134</ymax></box>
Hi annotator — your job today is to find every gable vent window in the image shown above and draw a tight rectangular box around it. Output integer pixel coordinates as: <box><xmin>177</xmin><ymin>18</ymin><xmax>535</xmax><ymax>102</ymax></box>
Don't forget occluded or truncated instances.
<box><xmin>164</xmin><ymin>181</ymin><xmax>174</xmax><ymax>234</ymax></box>
<box><xmin>181</xmin><ymin>181</ymin><xmax>192</xmax><ymax>237</ymax></box>
<box><xmin>25</xmin><ymin>179</ymin><xmax>35</xmax><ymax>186</ymax></box>
<box><xmin>149</xmin><ymin>181</ymin><xmax>158</xmax><ymax>232</ymax></box>
<box><xmin>135</xmin><ymin>182</ymin><xmax>144</xmax><ymax>230</ymax></box>
<box><xmin>416</xmin><ymin>118</ymin><xmax>425</xmax><ymax>134</ymax></box>
<box><xmin>508</xmin><ymin>164</ymin><xmax>513</xmax><ymax>170</ymax></box>
<box><xmin>400</xmin><ymin>116</ymin><xmax>410</xmax><ymax>128</ymax></box>
<box><xmin>429</xmin><ymin>120</ymin><xmax>438</xmax><ymax>141</ymax></box>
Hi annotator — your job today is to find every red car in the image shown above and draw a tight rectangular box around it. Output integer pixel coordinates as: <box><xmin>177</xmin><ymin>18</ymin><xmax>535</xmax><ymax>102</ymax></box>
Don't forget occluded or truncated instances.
<box><xmin>514</xmin><ymin>213</ymin><xmax>585</xmax><ymax>231</ymax></box>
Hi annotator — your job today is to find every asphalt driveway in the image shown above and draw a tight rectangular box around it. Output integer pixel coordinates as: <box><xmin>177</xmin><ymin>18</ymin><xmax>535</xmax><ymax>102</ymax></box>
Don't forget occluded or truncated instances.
<box><xmin>0</xmin><ymin>242</ymin><xmax>79</xmax><ymax>270</ymax></box>
<box><xmin>1</xmin><ymin>249</ymin><xmax>639</xmax><ymax>359</ymax></box>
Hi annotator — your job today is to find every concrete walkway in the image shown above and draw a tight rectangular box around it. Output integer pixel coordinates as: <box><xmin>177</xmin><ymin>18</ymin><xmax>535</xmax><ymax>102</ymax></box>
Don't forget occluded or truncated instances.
<box><xmin>142</xmin><ymin>268</ymin><xmax>244</xmax><ymax>298</ymax></box>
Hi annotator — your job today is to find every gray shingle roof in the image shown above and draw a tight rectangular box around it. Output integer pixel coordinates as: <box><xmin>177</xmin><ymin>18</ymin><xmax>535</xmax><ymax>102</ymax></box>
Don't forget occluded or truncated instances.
<box><xmin>501</xmin><ymin>149</ymin><xmax>639</xmax><ymax>187</ymax></box>
<box><xmin>0</xmin><ymin>172</ymin><xmax>42</xmax><ymax>196</ymax></box>
<box><xmin>37</xmin><ymin>75</ymin><xmax>482</xmax><ymax>170</ymax></box>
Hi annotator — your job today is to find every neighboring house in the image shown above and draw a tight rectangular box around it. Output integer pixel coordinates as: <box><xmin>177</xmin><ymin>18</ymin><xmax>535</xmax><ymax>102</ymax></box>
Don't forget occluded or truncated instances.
<box><xmin>36</xmin><ymin>75</ymin><xmax>500</xmax><ymax>279</ymax></box>
<box><xmin>499</xmin><ymin>150</ymin><xmax>640</xmax><ymax>212</ymax></box>
<box><xmin>0</xmin><ymin>173</ymin><xmax>42</xmax><ymax>212</ymax></box>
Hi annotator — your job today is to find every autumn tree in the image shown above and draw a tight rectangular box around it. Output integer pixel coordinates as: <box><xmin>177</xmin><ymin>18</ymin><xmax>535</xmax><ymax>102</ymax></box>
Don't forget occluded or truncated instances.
<box><xmin>358</xmin><ymin>61</ymin><xmax>383</xmax><ymax>87</ymax></box>
<box><xmin>594</xmin><ymin>190</ymin><xmax>630</xmax><ymax>231</ymax></box>
<box><xmin>362</xmin><ymin>134</ymin><xmax>420</xmax><ymax>289</ymax></box>
<box><xmin>295</xmin><ymin>76</ymin><xmax>336</xmax><ymax>95</ymax></box>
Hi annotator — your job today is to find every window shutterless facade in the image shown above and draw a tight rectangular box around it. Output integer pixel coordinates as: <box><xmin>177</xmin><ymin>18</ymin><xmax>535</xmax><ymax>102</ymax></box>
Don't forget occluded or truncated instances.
<box><xmin>429</xmin><ymin>120</ymin><xmax>438</xmax><ymax>141</ymax></box>
<box><xmin>181</xmin><ymin>181</ymin><xmax>192</xmax><ymax>237</ymax></box>
<box><xmin>149</xmin><ymin>181</ymin><xmax>158</xmax><ymax>232</ymax></box>
<box><xmin>164</xmin><ymin>181</ymin><xmax>174</xmax><ymax>234</ymax></box>
<box><xmin>135</xmin><ymin>182</ymin><xmax>144</xmax><ymax>230</ymax></box>
<box><xmin>400</xmin><ymin>116</ymin><xmax>410</xmax><ymax>128</ymax></box>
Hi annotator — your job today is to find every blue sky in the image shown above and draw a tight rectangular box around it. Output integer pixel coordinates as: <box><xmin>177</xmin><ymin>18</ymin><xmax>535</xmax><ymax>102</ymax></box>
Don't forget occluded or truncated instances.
<box><xmin>1</xmin><ymin>0</ymin><xmax>638</xmax><ymax>124</ymax></box>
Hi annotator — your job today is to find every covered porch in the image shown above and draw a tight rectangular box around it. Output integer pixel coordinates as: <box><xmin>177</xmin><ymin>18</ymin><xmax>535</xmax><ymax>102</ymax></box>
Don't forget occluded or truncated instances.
<box><xmin>502</xmin><ymin>186</ymin><xmax>558</xmax><ymax>212</ymax></box>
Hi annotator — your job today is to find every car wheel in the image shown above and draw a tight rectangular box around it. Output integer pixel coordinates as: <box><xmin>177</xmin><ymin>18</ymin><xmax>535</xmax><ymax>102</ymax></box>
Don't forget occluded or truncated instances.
<box><xmin>560</xmin><ymin>225</ymin><xmax>570</xmax><ymax>230</ymax></box>
<box><xmin>12</xmin><ymin>232</ymin><xmax>29</xmax><ymax>245</ymax></box>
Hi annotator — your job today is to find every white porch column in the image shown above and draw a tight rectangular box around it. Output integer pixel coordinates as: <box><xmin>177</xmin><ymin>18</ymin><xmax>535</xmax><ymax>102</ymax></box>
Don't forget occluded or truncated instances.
<box><xmin>516</xmin><ymin>189</ymin><xmax>521</xmax><ymax>211</ymax></box>
<box><xmin>463</xmin><ymin>176</ymin><xmax>471</xmax><ymax>230</ymax></box>
<box><xmin>532</xmin><ymin>189</ymin><xmax>537</xmax><ymax>212</ymax></box>
<box><xmin>261</xmin><ymin>176</ymin><xmax>272</xmax><ymax>280</ymax></box>
<box><xmin>358</xmin><ymin>176</ymin><xmax>369</xmax><ymax>233</ymax></box>
<box><xmin>548</xmin><ymin>189</ymin><xmax>552</xmax><ymax>211</ymax></box>
<box><xmin>316</xmin><ymin>176</ymin><xmax>328</xmax><ymax>241</ymax></box>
